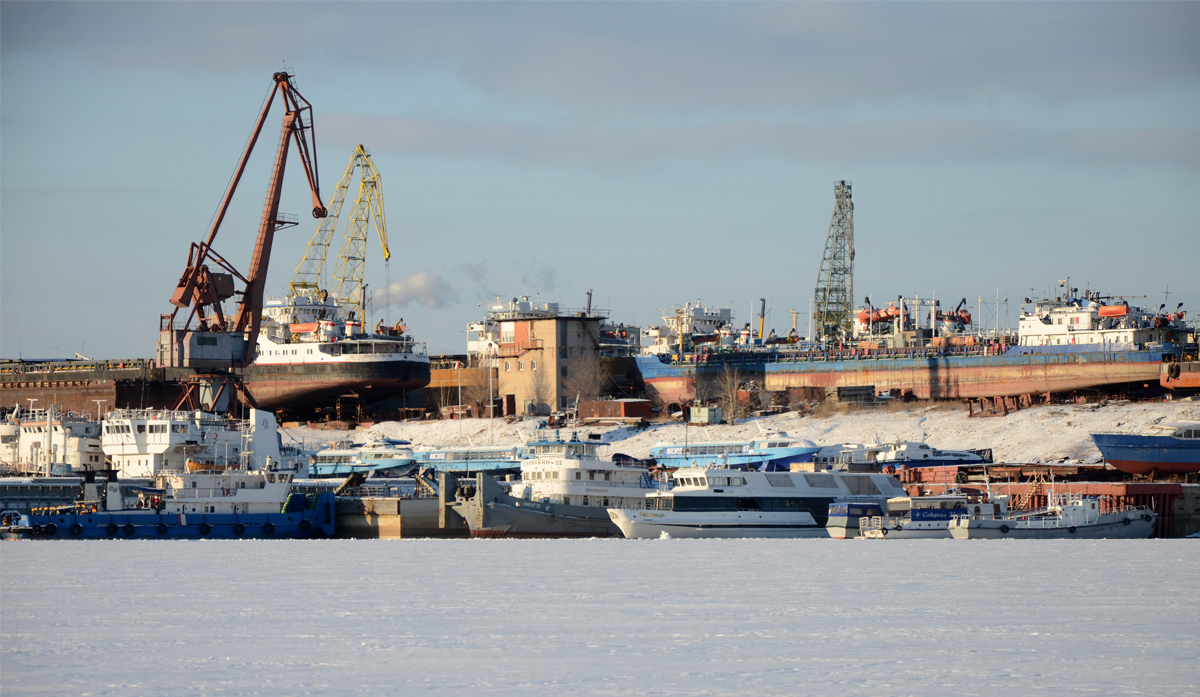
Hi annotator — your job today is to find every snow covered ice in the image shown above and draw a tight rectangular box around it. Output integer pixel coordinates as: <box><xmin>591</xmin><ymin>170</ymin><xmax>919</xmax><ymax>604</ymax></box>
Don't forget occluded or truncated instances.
<box><xmin>3</xmin><ymin>539</ymin><xmax>1198</xmax><ymax>696</ymax></box>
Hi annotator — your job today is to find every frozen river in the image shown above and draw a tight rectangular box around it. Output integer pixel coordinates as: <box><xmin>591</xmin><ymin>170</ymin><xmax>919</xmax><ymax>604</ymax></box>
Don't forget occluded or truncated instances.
<box><xmin>2</xmin><ymin>539</ymin><xmax>1197</xmax><ymax>696</ymax></box>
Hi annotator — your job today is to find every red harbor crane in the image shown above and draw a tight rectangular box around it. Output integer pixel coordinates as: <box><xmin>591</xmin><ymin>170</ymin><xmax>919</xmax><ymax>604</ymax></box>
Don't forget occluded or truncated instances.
<box><xmin>159</xmin><ymin>71</ymin><xmax>326</xmax><ymax>409</ymax></box>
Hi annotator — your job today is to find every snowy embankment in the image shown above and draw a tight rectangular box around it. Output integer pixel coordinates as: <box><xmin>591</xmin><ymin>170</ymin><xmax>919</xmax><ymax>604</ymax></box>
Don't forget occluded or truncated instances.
<box><xmin>2</xmin><ymin>540</ymin><xmax>1197</xmax><ymax>696</ymax></box>
<box><xmin>284</xmin><ymin>400</ymin><xmax>1198</xmax><ymax>465</ymax></box>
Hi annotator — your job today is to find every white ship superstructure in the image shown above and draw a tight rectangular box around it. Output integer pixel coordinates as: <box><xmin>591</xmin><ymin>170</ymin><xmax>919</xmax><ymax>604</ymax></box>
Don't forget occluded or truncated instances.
<box><xmin>510</xmin><ymin>439</ymin><xmax>650</xmax><ymax>511</ymax></box>
<box><xmin>102</xmin><ymin>408</ymin><xmax>305</xmax><ymax>479</ymax></box>
<box><xmin>641</xmin><ymin>301</ymin><xmax>735</xmax><ymax>356</ymax></box>
<box><xmin>1016</xmin><ymin>291</ymin><xmax>1186</xmax><ymax>349</ymax></box>
<box><xmin>257</xmin><ymin>294</ymin><xmax>428</xmax><ymax>366</ymax></box>
<box><xmin>0</xmin><ymin>406</ymin><xmax>103</xmax><ymax>475</ymax></box>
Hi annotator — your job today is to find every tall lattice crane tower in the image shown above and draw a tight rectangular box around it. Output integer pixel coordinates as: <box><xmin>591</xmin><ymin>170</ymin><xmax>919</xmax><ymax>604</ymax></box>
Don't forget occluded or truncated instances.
<box><xmin>290</xmin><ymin>144</ymin><xmax>390</xmax><ymax>321</ymax></box>
<box><xmin>812</xmin><ymin>180</ymin><xmax>854</xmax><ymax>343</ymax></box>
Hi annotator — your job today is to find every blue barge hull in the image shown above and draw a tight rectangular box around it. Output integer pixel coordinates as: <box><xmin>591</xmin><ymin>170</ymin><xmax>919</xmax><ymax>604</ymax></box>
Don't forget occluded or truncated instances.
<box><xmin>8</xmin><ymin>493</ymin><xmax>336</xmax><ymax>540</ymax></box>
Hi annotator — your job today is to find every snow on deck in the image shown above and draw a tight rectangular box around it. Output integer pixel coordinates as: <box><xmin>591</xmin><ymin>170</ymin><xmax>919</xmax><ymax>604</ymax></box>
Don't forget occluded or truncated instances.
<box><xmin>2</xmin><ymin>539</ymin><xmax>1197</xmax><ymax>696</ymax></box>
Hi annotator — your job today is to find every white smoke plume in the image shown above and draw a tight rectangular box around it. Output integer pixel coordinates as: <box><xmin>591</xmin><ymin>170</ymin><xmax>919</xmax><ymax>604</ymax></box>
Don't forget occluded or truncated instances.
<box><xmin>379</xmin><ymin>270</ymin><xmax>459</xmax><ymax>309</ymax></box>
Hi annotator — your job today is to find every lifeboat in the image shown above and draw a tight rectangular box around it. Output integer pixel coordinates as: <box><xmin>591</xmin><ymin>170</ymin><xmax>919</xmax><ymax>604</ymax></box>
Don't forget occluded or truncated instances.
<box><xmin>185</xmin><ymin>461</ymin><xmax>238</xmax><ymax>473</ymax></box>
<box><xmin>1098</xmin><ymin>305</ymin><xmax>1129</xmax><ymax>318</ymax></box>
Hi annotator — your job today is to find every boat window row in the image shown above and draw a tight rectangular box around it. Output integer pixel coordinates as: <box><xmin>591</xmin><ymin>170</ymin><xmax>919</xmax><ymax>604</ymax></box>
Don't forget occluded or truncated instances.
<box><xmin>676</xmin><ymin>476</ymin><xmax>747</xmax><ymax>487</ymax></box>
<box><xmin>571</xmin><ymin>471</ymin><xmax>612</xmax><ymax>481</ymax></box>
<box><xmin>1174</xmin><ymin>429</ymin><xmax>1198</xmax><ymax>439</ymax></box>
<box><xmin>558</xmin><ymin>495</ymin><xmax>643</xmax><ymax>509</ymax></box>
<box><xmin>314</xmin><ymin>454</ymin><xmax>354</xmax><ymax>464</ymax></box>
<box><xmin>533</xmin><ymin>444</ymin><xmax>597</xmax><ymax>457</ymax></box>
<box><xmin>421</xmin><ymin>450</ymin><xmax>515</xmax><ymax>461</ymax></box>
<box><xmin>650</xmin><ymin>496</ymin><xmax>824</xmax><ymax>512</ymax></box>
<box><xmin>105</xmin><ymin>423</ymin><xmax>188</xmax><ymax>435</ymax></box>
<box><xmin>528</xmin><ymin>470</ymin><xmax>560</xmax><ymax>480</ymax></box>
<box><xmin>680</xmin><ymin>445</ymin><xmax>752</xmax><ymax>456</ymax></box>
<box><xmin>336</xmin><ymin>342</ymin><xmax>413</xmax><ymax>354</ymax></box>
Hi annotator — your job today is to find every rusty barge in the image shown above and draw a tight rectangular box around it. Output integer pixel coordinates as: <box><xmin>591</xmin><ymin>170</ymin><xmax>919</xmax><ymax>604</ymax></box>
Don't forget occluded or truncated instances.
<box><xmin>637</xmin><ymin>290</ymin><xmax>1194</xmax><ymax>404</ymax></box>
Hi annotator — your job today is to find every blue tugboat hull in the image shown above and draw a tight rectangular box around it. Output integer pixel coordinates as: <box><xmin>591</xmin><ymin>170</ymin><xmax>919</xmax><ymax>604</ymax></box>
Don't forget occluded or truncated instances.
<box><xmin>11</xmin><ymin>493</ymin><xmax>336</xmax><ymax>540</ymax></box>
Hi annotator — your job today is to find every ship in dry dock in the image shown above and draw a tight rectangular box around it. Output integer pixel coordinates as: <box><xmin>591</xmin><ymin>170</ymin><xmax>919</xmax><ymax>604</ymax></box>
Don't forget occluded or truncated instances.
<box><xmin>636</xmin><ymin>288</ymin><xmax>1192</xmax><ymax>405</ymax></box>
<box><xmin>242</xmin><ymin>294</ymin><xmax>429</xmax><ymax>411</ymax></box>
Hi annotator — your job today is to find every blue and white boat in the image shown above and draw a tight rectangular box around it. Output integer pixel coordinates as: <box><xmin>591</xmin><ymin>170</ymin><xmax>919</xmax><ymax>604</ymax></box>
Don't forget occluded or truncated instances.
<box><xmin>3</xmin><ymin>468</ymin><xmax>334</xmax><ymax>540</ymax></box>
<box><xmin>311</xmin><ymin>437</ymin><xmax>416</xmax><ymax>478</ymax></box>
<box><xmin>412</xmin><ymin>444</ymin><xmax>526</xmax><ymax>473</ymax></box>
<box><xmin>648</xmin><ymin>432</ymin><xmax>820</xmax><ymax>471</ymax></box>
<box><xmin>1090</xmin><ymin>420</ymin><xmax>1200</xmax><ymax>476</ymax></box>
<box><xmin>860</xmin><ymin>494</ymin><xmax>976</xmax><ymax>539</ymax></box>
<box><xmin>414</xmin><ymin>432</ymin><xmax>597</xmax><ymax>474</ymax></box>
<box><xmin>809</xmin><ymin>440</ymin><xmax>991</xmax><ymax>469</ymax></box>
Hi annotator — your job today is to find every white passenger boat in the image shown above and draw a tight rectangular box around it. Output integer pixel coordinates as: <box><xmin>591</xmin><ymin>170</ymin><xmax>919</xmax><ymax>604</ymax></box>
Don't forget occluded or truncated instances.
<box><xmin>947</xmin><ymin>493</ymin><xmax>1156</xmax><ymax>539</ymax></box>
<box><xmin>447</xmin><ymin>434</ymin><xmax>655</xmax><ymax>538</ymax></box>
<box><xmin>607</xmin><ymin>469</ymin><xmax>907</xmax><ymax>539</ymax></box>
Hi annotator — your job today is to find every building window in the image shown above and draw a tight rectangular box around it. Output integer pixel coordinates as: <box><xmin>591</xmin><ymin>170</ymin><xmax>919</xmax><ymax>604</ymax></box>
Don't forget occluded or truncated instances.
<box><xmin>518</xmin><ymin>361</ymin><xmax>524</xmax><ymax>371</ymax></box>
<box><xmin>530</xmin><ymin>360</ymin><xmax>537</xmax><ymax>371</ymax></box>
<box><xmin>561</xmin><ymin>366</ymin><xmax>568</xmax><ymax>377</ymax></box>
<box><xmin>505</xmin><ymin>361</ymin><xmax>511</xmax><ymax>372</ymax></box>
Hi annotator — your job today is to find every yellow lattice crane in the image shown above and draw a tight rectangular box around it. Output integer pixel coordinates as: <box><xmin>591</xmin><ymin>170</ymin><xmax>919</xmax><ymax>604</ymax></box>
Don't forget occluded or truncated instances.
<box><xmin>290</xmin><ymin>144</ymin><xmax>389</xmax><ymax>321</ymax></box>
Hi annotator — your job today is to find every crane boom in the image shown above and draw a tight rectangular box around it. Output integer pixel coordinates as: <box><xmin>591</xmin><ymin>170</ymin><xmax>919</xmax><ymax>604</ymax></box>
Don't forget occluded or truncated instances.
<box><xmin>160</xmin><ymin>71</ymin><xmax>326</xmax><ymax>370</ymax></box>
<box><xmin>290</xmin><ymin>152</ymin><xmax>358</xmax><ymax>300</ymax></box>
<box><xmin>289</xmin><ymin>144</ymin><xmax>390</xmax><ymax>322</ymax></box>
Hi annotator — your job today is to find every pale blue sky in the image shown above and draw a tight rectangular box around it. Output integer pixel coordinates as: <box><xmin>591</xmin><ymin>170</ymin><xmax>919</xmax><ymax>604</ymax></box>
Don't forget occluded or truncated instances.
<box><xmin>2</xmin><ymin>2</ymin><xmax>1197</xmax><ymax>358</ymax></box>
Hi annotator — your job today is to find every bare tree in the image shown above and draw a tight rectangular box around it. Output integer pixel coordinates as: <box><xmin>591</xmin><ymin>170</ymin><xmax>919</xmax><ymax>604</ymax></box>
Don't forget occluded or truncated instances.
<box><xmin>564</xmin><ymin>349</ymin><xmax>606</xmax><ymax>405</ymax></box>
<box><xmin>716</xmin><ymin>364</ymin><xmax>744</xmax><ymax>423</ymax></box>
<box><xmin>427</xmin><ymin>385</ymin><xmax>456</xmax><ymax>414</ymax></box>
<box><xmin>462</xmin><ymin>370</ymin><xmax>495</xmax><ymax>417</ymax></box>
<box><xmin>690</xmin><ymin>369</ymin><xmax>715</xmax><ymax>405</ymax></box>
<box><xmin>529</xmin><ymin>356</ymin><xmax>552</xmax><ymax>415</ymax></box>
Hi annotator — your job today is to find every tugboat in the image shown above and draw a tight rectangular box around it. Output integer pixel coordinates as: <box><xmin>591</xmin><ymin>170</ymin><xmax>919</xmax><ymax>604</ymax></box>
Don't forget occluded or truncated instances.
<box><xmin>947</xmin><ymin>493</ymin><xmax>1156</xmax><ymax>539</ymax></box>
<box><xmin>2</xmin><ymin>467</ymin><xmax>334</xmax><ymax>540</ymax></box>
